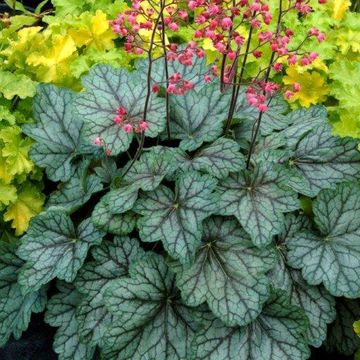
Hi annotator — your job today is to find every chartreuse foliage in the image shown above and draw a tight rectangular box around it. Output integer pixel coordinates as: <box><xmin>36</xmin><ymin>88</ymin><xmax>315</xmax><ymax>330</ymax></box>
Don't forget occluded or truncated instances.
<box><xmin>0</xmin><ymin>56</ymin><xmax>360</xmax><ymax>360</ymax></box>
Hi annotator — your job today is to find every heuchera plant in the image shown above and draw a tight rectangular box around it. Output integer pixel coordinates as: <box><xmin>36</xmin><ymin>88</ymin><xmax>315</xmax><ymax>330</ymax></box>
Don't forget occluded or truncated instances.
<box><xmin>1</xmin><ymin>0</ymin><xmax>360</xmax><ymax>359</ymax></box>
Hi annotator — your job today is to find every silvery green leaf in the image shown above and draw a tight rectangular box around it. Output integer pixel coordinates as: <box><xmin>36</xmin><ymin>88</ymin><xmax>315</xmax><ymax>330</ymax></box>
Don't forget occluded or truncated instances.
<box><xmin>287</xmin><ymin>182</ymin><xmax>360</xmax><ymax>297</ymax></box>
<box><xmin>175</xmin><ymin>138</ymin><xmax>245</xmax><ymax>179</ymax></box>
<box><xmin>23</xmin><ymin>85</ymin><xmax>83</xmax><ymax>182</ymax></box>
<box><xmin>217</xmin><ymin>162</ymin><xmax>299</xmax><ymax>247</ymax></box>
<box><xmin>102</xmin><ymin>253</ymin><xmax>197</xmax><ymax>360</ymax></box>
<box><xmin>17</xmin><ymin>211</ymin><xmax>104</xmax><ymax>294</ymax></box>
<box><xmin>134</xmin><ymin>171</ymin><xmax>218</xmax><ymax>264</ymax></box>
<box><xmin>281</xmin><ymin>124</ymin><xmax>360</xmax><ymax>196</ymax></box>
<box><xmin>0</xmin><ymin>242</ymin><xmax>46</xmax><ymax>346</ymax></box>
<box><xmin>47</xmin><ymin>161</ymin><xmax>103</xmax><ymax>213</ymax></box>
<box><xmin>92</xmin><ymin>197</ymin><xmax>136</xmax><ymax>235</ymax></box>
<box><xmin>172</xmin><ymin>217</ymin><xmax>274</xmax><ymax>326</ymax></box>
<box><xmin>192</xmin><ymin>290</ymin><xmax>310</xmax><ymax>360</ymax></box>
<box><xmin>74</xmin><ymin>65</ymin><xmax>166</xmax><ymax>155</ymax></box>
<box><xmin>105</xmin><ymin>149</ymin><xmax>176</xmax><ymax>215</ymax></box>
<box><xmin>169</xmin><ymin>82</ymin><xmax>231</xmax><ymax>151</ymax></box>
<box><xmin>75</xmin><ymin>237</ymin><xmax>144</xmax><ymax>347</ymax></box>
<box><xmin>45</xmin><ymin>282</ymin><xmax>95</xmax><ymax>360</ymax></box>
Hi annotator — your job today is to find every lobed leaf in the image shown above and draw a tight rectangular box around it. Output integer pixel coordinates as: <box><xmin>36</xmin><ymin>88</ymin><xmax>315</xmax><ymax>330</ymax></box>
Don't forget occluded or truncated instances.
<box><xmin>17</xmin><ymin>211</ymin><xmax>105</xmax><ymax>294</ymax></box>
<box><xmin>192</xmin><ymin>290</ymin><xmax>310</xmax><ymax>360</ymax></box>
<box><xmin>103</xmin><ymin>253</ymin><xmax>197</xmax><ymax>360</ymax></box>
<box><xmin>217</xmin><ymin>162</ymin><xmax>299</xmax><ymax>247</ymax></box>
<box><xmin>172</xmin><ymin>217</ymin><xmax>275</xmax><ymax>327</ymax></box>
<box><xmin>24</xmin><ymin>85</ymin><xmax>83</xmax><ymax>182</ymax></box>
<box><xmin>134</xmin><ymin>171</ymin><xmax>218</xmax><ymax>264</ymax></box>
<box><xmin>74</xmin><ymin>65</ymin><xmax>166</xmax><ymax>155</ymax></box>
<box><xmin>287</xmin><ymin>183</ymin><xmax>360</xmax><ymax>297</ymax></box>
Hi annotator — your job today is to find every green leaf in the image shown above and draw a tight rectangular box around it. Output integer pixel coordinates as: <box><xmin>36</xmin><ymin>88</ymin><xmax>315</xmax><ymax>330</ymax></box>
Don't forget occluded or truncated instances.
<box><xmin>192</xmin><ymin>290</ymin><xmax>310</xmax><ymax>360</ymax></box>
<box><xmin>134</xmin><ymin>171</ymin><xmax>218</xmax><ymax>264</ymax></box>
<box><xmin>175</xmin><ymin>138</ymin><xmax>245</xmax><ymax>179</ymax></box>
<box><xmin>217</xmin><ymin>162</ymin><xmax>299</xmax><ymax>247</ymax></box>
<box><xmin>108</xmin><ymin>148</ymin><xmax>176</xmax><ymax>213</ymax></box>
<box><xmin>287</xmin><ymin>182</ymin><xmax>360</xmax><ymax>297</ymax></box>
<box><xmin>280</xmin><ymin>106</ymin><xmax>328</xmax><ymax>147</ymax></box>
<box><xmin>172</xmin><ymin>217</ymin><xmax>274</xmax><ymax>326</ymax></box>
<box><xmin>103</xmin><ymin>253</ymin><xmax>197</xmax><ymax>360</ymax></box>
<box><xmin>75</xmin><ymin>237</ymin><xmax>144</xmax><ymax>347</ymax></box>
<box><xmin>325</xmin><ymin>298</ymin><xmax>360</xmax><ymax>356</ymax></box>
<box><xmin>0</xmin><ymin>242</ymin><xmax>46</xmax><ymax>346</ymax></box>
<box><xmin>47</xmin><ymin>161</ymin><xmax>103</xmax><ymax>213</ymax></box>
<box><xmin>281</xmin><ymin>123</ymin><xmax>360</xmax><ymax>196</ymax></box>
<box><xmin>23</xmin><ymin>85</ymin><xmax>84</xmax><ymax>182</ymax></box>
<box><xmin>92</xmin><ymin>197</ymin><xmax>137</xmax><ymax>235</ymax></box>
<box><xmin>269</xmin><ymin>214</ymin><xmax>336</xmax><ymax>348</ymax></box>
<box><xmin>17</xmin><ymin>211</ymin><xmax>105</xmax><ymax>294</ymax></box>
<box><xmin>0</xmin><ymin>70</ymin><xmax>37</xmax><ymax>99</ymax></box>
<box><xmin>45</xmin><ymin>282</ymin><xmax>95</xmax><ymax>360</ymax></box>
<box><xmin>235</xmin><ymin>93</ymin><xmax>289</xmax><ymax>135</ymax></box>
<box><xmin>169</xmin><ymin>82</ymin><xmax>231</xmax><ymax>151</ymax></box>
<box><xmin>74</xmin><ymin>65</ymin><xmax>166</xmax><ymax>155</ymax></box>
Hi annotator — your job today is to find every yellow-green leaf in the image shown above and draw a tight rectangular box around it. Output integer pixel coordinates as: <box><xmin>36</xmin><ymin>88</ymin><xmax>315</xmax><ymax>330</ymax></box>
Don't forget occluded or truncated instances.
<box><xmin>0</xmin><ymin>181</ymin><xmax>17</xmax><ymax>206</ymax></box>
<box><xmin>4</xmin><ymin>184</ymin><xmax>45</xmax><ymax>235</ymax></box>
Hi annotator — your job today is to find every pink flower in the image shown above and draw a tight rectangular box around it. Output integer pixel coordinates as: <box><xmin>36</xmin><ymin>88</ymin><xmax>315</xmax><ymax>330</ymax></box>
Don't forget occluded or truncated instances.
<box><xmin>168</xmin><ymin>22</ymin><xmax>179</xmax><ymax>32</ymax></box>
<box><xmin>284</xmin><ymin>90</ymin><xmax>294</xmax><ymax>99</ymax></box>
<box><xmin>93</xmin><ymin>137</ymin><xmax>102</xmax><ymax>146</ymax></box>
<box><xmin>204</xmin><ymin>74</ymin><xmax>212</xmax><ymax>83</ymax></box>
<box><xmin>221</xmin><ymin>17</ymin><xmax>233</xmax><ymax>30</ymax></box>
<box><xmin>273</xmin><ymin>63</ymin><xmax>283</xmax><ymax>72</ymax></box>
<box><xmin>293</xmin><ymin>83</ymin><xmax>301</xmax><ymax>92</ymax></box>
<box><xmin>152</xmin><ymin>84</ymin><xmax>160</xmax><ymax>93</ymax></box>
<box><xmin>253</xmin><ymin>50</ymin><xmax>262</xmax><ymax>58</ymax></box>
<box><xmin>258</xmin><ymin>103</ymin><xmax>268</xmax><ymax>112</ymax></box>
<box><xmin>123</xmin><ymin>124</ymin><xmax>133</xmax><ymax>133</ymax></box>
<box><xmin>138</xmin><ymin>121</ymin><xmax>149</xmax><ymax>131</ymax></box>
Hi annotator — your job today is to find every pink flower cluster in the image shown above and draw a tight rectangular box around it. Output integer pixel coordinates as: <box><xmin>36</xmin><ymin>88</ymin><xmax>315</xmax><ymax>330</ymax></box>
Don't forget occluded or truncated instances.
<box><xmin>108</xmin><ymin>0</ymin><xmax>328</xmax><ymax>117</ymax></box>
<box><xmin>113</xmin><ymin>106</ymin><xmax>149</xmax><ymax>134</ymax></box>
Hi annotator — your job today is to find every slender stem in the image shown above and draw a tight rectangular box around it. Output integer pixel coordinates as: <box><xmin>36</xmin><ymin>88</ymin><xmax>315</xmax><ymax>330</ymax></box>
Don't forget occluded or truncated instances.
<box><xmin>246</xmin><ymin>0</ymin><xmax>283</xmax><ymax>169</ymax></box>
<box><xmin>224</xmin><ymin>16</ymin><xmax>255</xmax><ymax>134</ymax></box>
<box><xmin>160</xmin><ymin>0</ymin><xmax>171</xmax><ymax>140</ymax></box>
<box><xmin>122</xmin><ymin>5</ymin><xmax>163</xmax><ymax>177</ymax></box>
<box><xmin>352</xmin><ymin>0</ymin><xmax>359</xmax><ymax>11</ymax></box>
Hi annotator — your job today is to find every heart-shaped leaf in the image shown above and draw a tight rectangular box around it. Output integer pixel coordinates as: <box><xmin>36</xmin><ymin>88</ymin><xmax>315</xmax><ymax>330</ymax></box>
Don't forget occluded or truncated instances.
<box><xmin>174</xmin><ymin>137</ymin><xmax>245</xmax><ymax>179</ymax></box>
<box><xmin>103</xmin><ymin>253</ymin><xmax>198</xmax><ymax>360</ymax></box>
<box><xmin>17</xmin><ymin>211</ymin><xmax>105</xmax><ymax>294</ymax></box>
<box><xmin>281</xmin><ymin>123</ymin><xmax>360</xmax><ymax>196</ymax></box>
<box><xmin>75</xmin><ymin>237</ymin><xmax>144</xmax><ymax>347</ymax></box>
<box><xmin>47</xmin><ymin>161</ymin><xmax>103</xmax><ymax>213</ymax></box>
<box><xmin>23</xmin><ymin>85</ymin><xmax>83</xmax><ymax>182</ymax></box>
<box><xmin>287</xmin><ymin>182</ymin><xmax>360</xmax><ymax>297</ymax></box>
<box><xmin>171</xmin><ymin>217</ymin><xmax>274</xmax><ymax>326</ymax></box>
<box><xmin>45</xmin><ymin>282</ymin><xmax>95</xmax><ymax>360</ymax></box>
<box><xmin>269</xmin><ymin>214</ymin><xmax>336</xmax><ymax>348</ymax></box>
<box><xmin>74</xmin><ymin>65</ymin><xmax>166</xmax><ymax>155</ymax></box>
<box><xmin>192</xmin><ymin>290</ymin><xmax>310</xmax><ymax>360</ymax></box>
<box><xmin>92</xmin><ymin>198</ymin><xmax>137</xmax><ymax>236</ymax></box>
<box><xmin>134</xmin><ymin>171</ymin><xmax>218</xmax><ymax>264</ymax></box>
<box><xmin>0</xmin><ymin>242</ymin><xmax>46</xmax><ymax>347</ymax></box>
<box><xmin>169</xmin><ymin>82</ymin><xmax>231</xmax><ymax>151</ymax></box>
<box><xmin>104</xmin><ymin>149</ymin><xmax>176</xmax><ymax>215</ymax></box>
<box><xmin>217</xmin><ymin>162</ymin><xmax>299</xmax><ymax>247</ymax></box>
